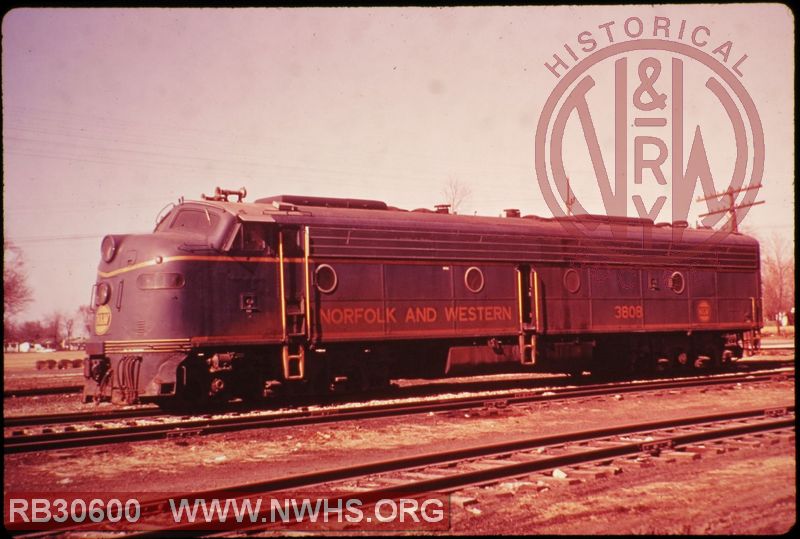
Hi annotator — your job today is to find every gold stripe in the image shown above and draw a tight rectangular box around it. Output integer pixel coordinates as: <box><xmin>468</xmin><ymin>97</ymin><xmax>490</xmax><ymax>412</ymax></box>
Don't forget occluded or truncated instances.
<box><xmin>533</xmin><ymin>269</ymin><xmax>540</xmax><ymax>331</ymax></box>
<box><xmin>104</xmin><ymin>337</ymin><xmax>191</xmax><ymax>354</ymax></box>
<box><xmin>516</xmin><ymin>270</ymin><xmax>523</xmax><ymax>326</ymax></box>
<box><xmin>105</xmin><ymin>343</ymin><xmax>189</xmax><ymax>348</ymax></box>
<box><xmin>99</xmin><ymin>259</ymin><xmax>158</xmax><ymax>278</ymax></box>
<box><xmin>104</xmin><ymin>349</ymin><xmax>187</xmax><ymax>352</ymax></box>
<box><xmin>98</xmin><ymin>255</ymin><xmax>511</xmax><ymax>278</ymax></box>
<box><xmin>278</xmin><ymin>231</ymin><xmax>287</xmax><ymax>339</ymax></box>
<box><xmin>106</xmin><ymin>338</ymin><xmax>191</xmax><ymax>344</ymax></box>
<box><xmin>304</xmin><ymin>226</ymin><xmax>312</xmax><ymax>339</ymax></box>
<box><xmin>97</xmin><ymin>255</ymin><xmax>506</xmax><ymax>279</ymax></box>
<box><xmin>98</xmin><ymin>255</ymin><xmax>296</xmax><ymax>278</ymax></box>
<box><xmin>105</xmin><ymin>348</ymin><xmax>187</xmax><ymax>354</ymax></box>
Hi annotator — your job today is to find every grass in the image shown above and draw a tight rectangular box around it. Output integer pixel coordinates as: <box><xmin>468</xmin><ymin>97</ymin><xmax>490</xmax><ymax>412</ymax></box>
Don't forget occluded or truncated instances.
<box><xmin>760</xmin><ymin>322</ymin><xmax>795</xmax><ymax>338</ymax></box>
<box><xmin>3</xmin><ymin>351</ymin><xmax>86</xmax><ymax>373</ymax></box>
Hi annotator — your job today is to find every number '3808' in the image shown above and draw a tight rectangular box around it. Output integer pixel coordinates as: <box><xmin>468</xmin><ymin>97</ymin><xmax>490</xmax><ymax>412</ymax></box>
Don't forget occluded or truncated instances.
<box><xmin>614</xmin><ymin>305</ymin><xmax>644</xmax><ymax>319</ymax></box>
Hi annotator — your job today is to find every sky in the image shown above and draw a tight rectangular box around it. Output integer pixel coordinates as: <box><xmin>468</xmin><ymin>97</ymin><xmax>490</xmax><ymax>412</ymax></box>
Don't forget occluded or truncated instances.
<box><xmin>2</xmin><ymin>5</ymin><xmax>795</xmax><ymax>323</ymax></box>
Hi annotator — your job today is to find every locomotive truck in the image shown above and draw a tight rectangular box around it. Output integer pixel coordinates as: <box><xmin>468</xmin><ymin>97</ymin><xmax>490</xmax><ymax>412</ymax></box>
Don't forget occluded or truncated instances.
<box><xmin>84</xmin><ymin>187</ymin><xmax>762</xmax><ymax>406</ymax></box>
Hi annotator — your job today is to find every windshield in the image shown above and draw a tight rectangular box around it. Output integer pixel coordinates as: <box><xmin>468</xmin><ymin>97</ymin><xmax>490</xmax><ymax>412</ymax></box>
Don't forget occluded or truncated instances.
<box><xmin>156</xmin><ymin>207</ymin><xmax>221</xmax><ymax>235</ymax></box>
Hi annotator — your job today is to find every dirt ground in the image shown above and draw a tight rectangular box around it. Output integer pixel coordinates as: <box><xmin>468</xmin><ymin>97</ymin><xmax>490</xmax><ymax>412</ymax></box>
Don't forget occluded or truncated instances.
<box><xmin>451</xmin><ymin>444</ymin><xmax>794</xmax><ymax>534</ymax></box>
<box><xmin>3</xmin><ymin>376</ymin><xmax>795</xmax><ymax>535</ymax></box>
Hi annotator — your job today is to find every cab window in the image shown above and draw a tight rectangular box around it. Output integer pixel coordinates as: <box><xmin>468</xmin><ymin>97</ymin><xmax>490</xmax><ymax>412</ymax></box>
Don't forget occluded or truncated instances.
<box><xmin>170</xmin><ymin>208</ymin><xmax>220</xmax><ymax>234</ymax></box>
<box><xmin>231</xmin><ymin>224</ymin><xmax>277</xmax><ymax>255</ymax></box>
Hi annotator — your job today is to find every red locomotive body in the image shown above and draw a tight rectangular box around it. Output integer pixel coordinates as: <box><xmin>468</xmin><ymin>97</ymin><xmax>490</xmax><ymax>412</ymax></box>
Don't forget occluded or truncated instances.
<box><xmin>84</xmin><ymin>190</ymin><xmax>762</xmax><ymax>406</ymax></box>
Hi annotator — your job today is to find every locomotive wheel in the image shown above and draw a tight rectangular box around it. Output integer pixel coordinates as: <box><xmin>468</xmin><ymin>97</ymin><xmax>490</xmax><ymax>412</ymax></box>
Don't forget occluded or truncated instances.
<box><xmin>158</xmin><ymin>358</ymin><xmax>211</xmax><ymax>412</ymax></box>
<box><xmin>157</xmin><ymin>393</ymin><xmax>209</xmax><ymax>412</ymax></box>
<box><xmin>364</xmin><ymin>361</ymin><xmax>392</xmax><ymax>391</ymax></box>
<box><xmin>234</xmin><ymin>365</ymin><xmax>268</xmax><ymax>403</ymax></box>
<box><xmin>655</xmin><ymin>357</ymin><xmax>671</xmax><ymax>373</ymax></box>
<box><xmin>238</xmin><ymin>378</ymin><xmax>267</xmax><ymax>403</ymax></box>
<box><xmin>705</xmin><ymin>344</ymin><xmax>723</xmax><ymax>369</ymax></box>
<box><xmin>721</xmin><ymin>349</ymin><xmax>734</xmax><ymax>366</ymax></box>
<box><xmin>693</xmin><ymin>337</ymin><xmax>722</xmax><ymax>369</ymax></box>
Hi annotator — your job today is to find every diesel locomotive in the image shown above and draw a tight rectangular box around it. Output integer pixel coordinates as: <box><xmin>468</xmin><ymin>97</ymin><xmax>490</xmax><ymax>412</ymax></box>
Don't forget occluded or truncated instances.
<box><xmin>84</xmin><ymin>187</ymin><xmax>762</xmax><ymax>406</ymax></box>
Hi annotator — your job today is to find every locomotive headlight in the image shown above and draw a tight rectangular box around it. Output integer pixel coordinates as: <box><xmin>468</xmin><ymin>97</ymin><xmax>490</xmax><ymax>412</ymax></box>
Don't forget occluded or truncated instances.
<box><xmin>101</xmin><ymin>235</ymin><xmax>118</xmax><ymax>263</ymax></box>
<box><xmin>96</xmin><ymin>282</ymin><xmax>111</xmax><ymax>305</ymax></box>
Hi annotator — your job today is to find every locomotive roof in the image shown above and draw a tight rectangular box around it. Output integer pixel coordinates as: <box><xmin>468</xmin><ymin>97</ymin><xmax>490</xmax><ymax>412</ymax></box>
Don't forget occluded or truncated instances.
<box><xmin>174</xmin><ymin>193</ymin><xmax>761</xmax><ymax>271</ymax></box>
<box><xmin>195</xmin><ymin>194</ymin><xmax>759</xmax><ymax>249</ymax></box>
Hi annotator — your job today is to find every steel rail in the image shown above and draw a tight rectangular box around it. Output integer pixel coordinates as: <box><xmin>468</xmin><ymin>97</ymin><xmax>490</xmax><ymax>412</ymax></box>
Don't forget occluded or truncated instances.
<box><xmin>3</xmin><ymin>385</ymin><xmax>83</xmax><ymax>398</ymax></box>
<box><xmin>1</xmin><ymin>356</ymin><xmax>790</xmax><ymax>401</ymax></box>
<box><xmin>4</xmin><ymin>365</ymin><xmax>791</xmax><ymax>430</ymax></box>
<box><xmin>4</xmin><ymin>407</ymin><xmax>163</xmax><ymax>428</ymax></box>
<box><xmin>4</xmin><ymin>370</ymin><xmax>792</xmax><ymax>454</ymax></box>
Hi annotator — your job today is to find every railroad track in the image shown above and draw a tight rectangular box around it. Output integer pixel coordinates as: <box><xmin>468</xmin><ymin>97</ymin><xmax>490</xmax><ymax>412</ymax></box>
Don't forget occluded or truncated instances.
<box><xmin>3</xmin><ymin>385</ymin><xmax>83</xmax><ymax>399</ymax></box>
<box><xmin>3</xmin><ymin>355</ymin><xmax>791</xmax><ymax>401</ymax></box>
<box><xmin>4</xmin><ymin>407</ymin><xmax>163</xmax><ymax>428</ymax></box>
<box><xmin>229</xmin><ymin>406</ymin><xmax>796</xmax><ymax>535</ymax></box>
<box><xmin>3</xmin><ymin>360</ymin><xmax>794</xmax><ymax>428</ymax></box>
<box><xmin>5</xmin><ymin>363</ymin><xmax>792</xmax><ymax>429</ymax></box>
<box><xmin>25</xmin><ymin>405</ymin><xmax>794</xmax><ymax>536</ymax></box>
<box><xmin>4</xmin><ymin>368</ymin><xmax>793</xmax><ymax>454</ymax></box>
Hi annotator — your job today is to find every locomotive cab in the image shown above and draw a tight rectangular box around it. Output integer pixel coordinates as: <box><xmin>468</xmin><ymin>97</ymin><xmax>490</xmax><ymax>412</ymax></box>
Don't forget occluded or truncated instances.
<box><xmin>85</xmin><ymin>196</ymin><xmax>287</xmax><ymax>406</ymax></box>
<box><xmin>155</xmin><ymin>203</ymin><xmax>241</xmax><ymax>253</ymax></box>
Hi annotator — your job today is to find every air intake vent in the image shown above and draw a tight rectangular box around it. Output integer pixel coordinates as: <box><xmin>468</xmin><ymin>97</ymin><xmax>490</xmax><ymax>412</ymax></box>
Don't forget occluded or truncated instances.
<box><xmin>554</xmin><ymin>214</ymin><xmax>654</xmax><ymax>226</ymax></box>
<box><xmin>256</xmin><ymin>195</ymin><xmax>388</xmax><ymax>210</ymax></box>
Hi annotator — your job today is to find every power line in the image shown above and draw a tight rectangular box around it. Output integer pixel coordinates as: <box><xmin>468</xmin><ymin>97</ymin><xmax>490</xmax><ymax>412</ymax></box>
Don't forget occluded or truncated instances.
<box><xmin>6</xmin><ymin>234</ymin><xmax>104</xmax><ymax>244</ymax></box>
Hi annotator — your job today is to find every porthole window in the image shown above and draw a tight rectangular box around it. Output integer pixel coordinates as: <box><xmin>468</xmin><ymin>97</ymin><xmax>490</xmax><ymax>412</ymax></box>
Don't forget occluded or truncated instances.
<box><xmin>669</xmin><ymin>271</ymin><xmax>685</xmax><ymax>294</ymax></box>
<box><xmin>96</xmin><ymin>282</ymin><xmax>111</xmax><ymax>305</ymax></box>
<box><xmin>563</xmin><ymin>268</ymin><xmax>581</xmax><ymax>293</ymax></box>
<box><xmin>315</xmin><ymin>264</ymin><xmax>338</xmax><ymax>294</ymax></box>
<box><xmin>101</xmin><ymin>235</ymin><xmax>117</xmax><ymax>263</ymax></box>
<box><xmin>464</xmin><ymin>266</ymin><xmax>485</xmax><ymax>293</ymax></box>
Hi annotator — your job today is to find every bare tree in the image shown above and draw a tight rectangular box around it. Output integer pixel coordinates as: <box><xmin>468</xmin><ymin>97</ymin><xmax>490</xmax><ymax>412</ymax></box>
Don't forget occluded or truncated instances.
<box><xmin>15</xmin><ymin>320</ymin><xmax>46</xmax><ymax>344</ymax></box>
<box><xmin>65</xmin><ymin>318</ymin><xmax>75</xmax><ymax>341</ymax></box>
<box><xmin>3</xmin><ymin>240</ymin><xmax>33</xmax><ymax>321</ymax></box>
<box><xmin>77</xmin><ymin>305</ymin><xmax>94</xmax><ymax>337</ymax></box>
<box><xmin>45</xmin><ymin>311</ymin><xmax>66</xmax><ymax>349</ymax></box>
<box><xmin>760</xmin><ymin>232</ymin><xmax>794</xmax><ymax>320</ymax></box>
<box><xmin>3</xmin><ymin>319</ymin><xmax>19</xmax><ymax>346</ymax></box>
<box><xmin>441</xmin><ymin>177</ymin><xmax>472</xmax><ymax>214</ymax></box>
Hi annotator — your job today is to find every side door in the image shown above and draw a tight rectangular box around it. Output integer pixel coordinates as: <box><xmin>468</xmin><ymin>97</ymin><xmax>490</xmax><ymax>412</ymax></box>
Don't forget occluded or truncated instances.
<box><xmin>516</xmin><ymin>265</ymin><xmax>542</xmax><ymax>364</ymax></box>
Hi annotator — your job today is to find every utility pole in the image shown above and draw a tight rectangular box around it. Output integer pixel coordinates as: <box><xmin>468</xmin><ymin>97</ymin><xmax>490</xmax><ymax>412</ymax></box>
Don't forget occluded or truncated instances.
<box><xmin>565</xmin><ymin>176</ymin><xmax>576</xmax><ymax>217</ymax></box>
<box><xmin>696</xmin><ymin>184</ymin><xmax>764</xmax><ymax>232</ymax></box>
